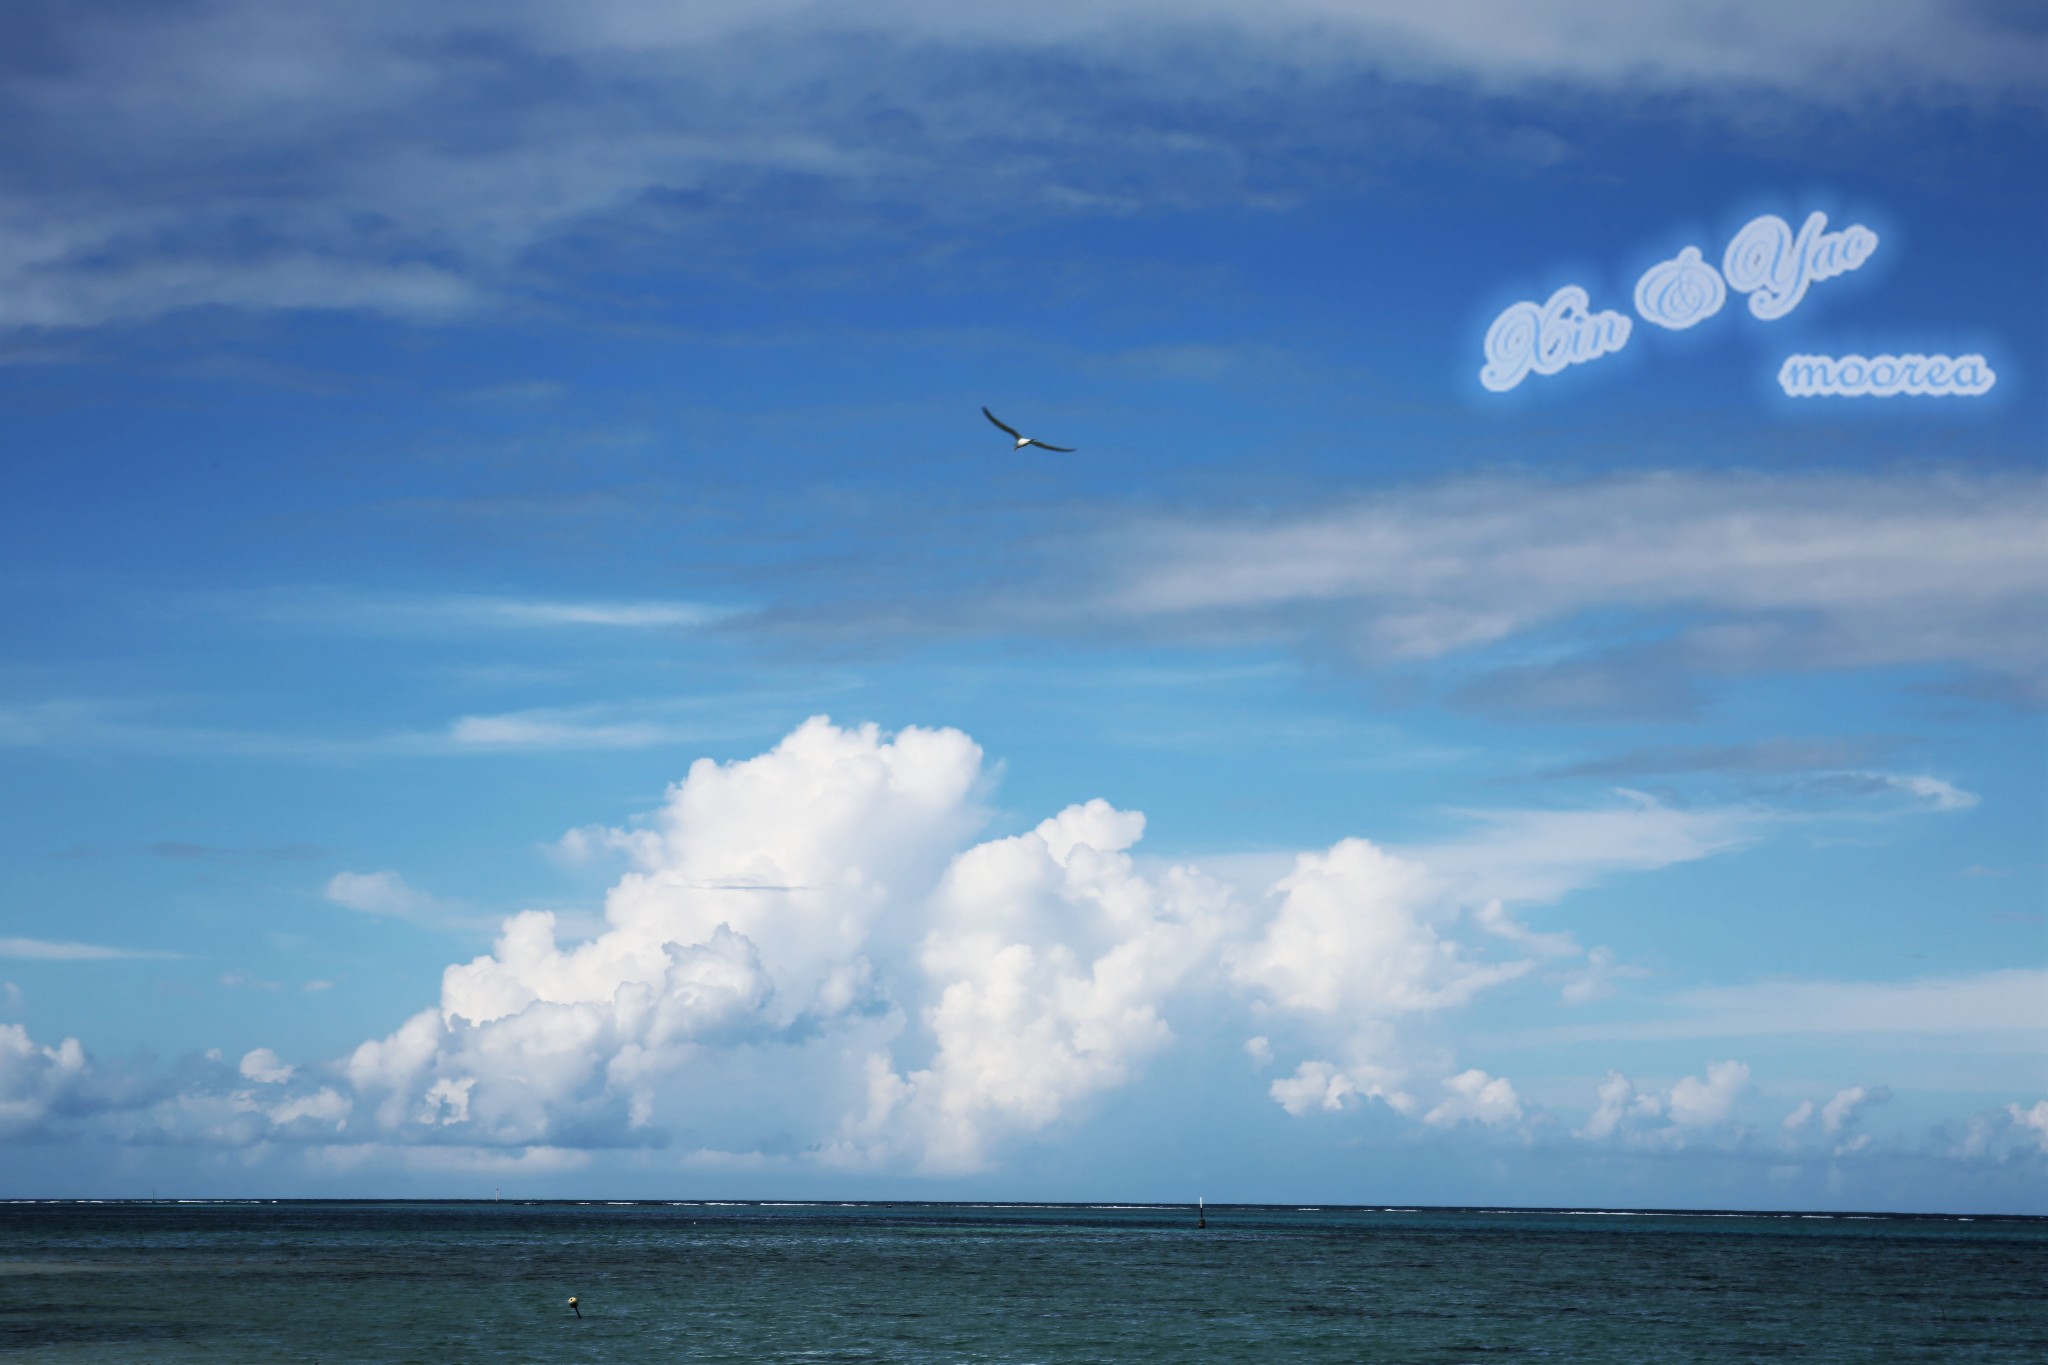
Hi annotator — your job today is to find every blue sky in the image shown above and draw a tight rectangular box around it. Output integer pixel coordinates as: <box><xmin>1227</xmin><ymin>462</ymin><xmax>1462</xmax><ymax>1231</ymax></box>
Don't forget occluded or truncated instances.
<box><xmin>1</xmin><ymin>0</ymin><xmax>2043</xmax><ymax>1210</ymax></box>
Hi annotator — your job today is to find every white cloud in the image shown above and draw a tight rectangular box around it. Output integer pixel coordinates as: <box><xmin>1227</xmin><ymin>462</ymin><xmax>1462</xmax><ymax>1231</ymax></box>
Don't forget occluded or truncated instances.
<box><xmin>533</xmin><ymin>1</ymin><xmax>2048</xmax><ymax>101</ymax></box>
<box><xmin>1581</xmin><ymin>1073</ymin><xmax>1627</xmax><ymax>1139</ymax></box>
<box><xmin>1472</xmin><ymin>898</ymin><xmax>1579</xmax><ymax>958</ymax></box>
<box><xmin>0</xmin><ymin>243</ymin><xmax>476</xmax><ymax>331</ymax></box>
<box><xmin>446</xmin><ymin>710</ymin><xmax>691</xmax><ymax>751</ymax></box>
<box><xmin>838</xmin><ymin>798</ymin><xmax>1233</xmax><ymax>1171</ymax></box>
<box><xmin>2008</xmin><ymin>1101</ymin><xmax>2048</xmax><ymax>1152</ymax></box>
<box><xmin>0</xmin><ymin>693</ymin><xmax>730</xmax><ymax>761</ymax></box>
<box><xmin>1881</xmin><ymin>775</ymin><xmax>1978</xmax><ymax>813</ymax></box>
<box><xmin>1234</xmin><ymin>838</ymin><xmax>1527</xmax><ymax>1019</ymax></box>
<box><xmin>1235</xmin><ymin>0</ymin><xmax>2045</xmax><ymax>97</ymax></box>
<box><xmin>1668</xmin><ymin>1059</ymin><xmax>1750</xmax><ymax>1126</ymax></box>
<box><xmin>478</xmin><ymin>600</ymin><xmax>719</xmax><ymax>629</ymax></box>
<box><xmin>1423</xmin><ymin>1068</ymin><xmax>1523</xmax><ymax>1128</ymax></box>
<box><xmin>1267</xmin><ymin>1058</ymin><xmax>1417</xmax><ymax>1118</ymax></box>
<box><xmin>550</xmin><ymin>823</ymin><xmax>665</xmax><ymax>867</ymax></box>
<box><xmin>1821</xmin><ymin>1084</ymin><xmax>1888</xmax><ymax>1134</ymax></box>
<box><xmin>1217</xmin><ymin>790</ymin><xmax>1739</xmax><ymax>1092</ymax></box>
<box><xmin>1271</xmin><ymin>1061</ymin><xmax>1360</xmax><ymax>1116</ymax></box>
<box><xmin>1577</xmin><ymin>1061</ymin><xmax>1750</xmax><ymax>1146</ymax></box>
<box><xmin>1409</xmin><ymin>794</ymin><xmax>1752</xmax><ymax>906</ymax></box>
<box><xmin>0</xmin><ymin>1024</ymin><xmax>90</xmax><ymax>1137</ymax></box>
<box><xmin>1947</xmin><ymin>1102</ymin><xmax>2048</xmax><ymax>1164</ymax></box>
<box><xmin>324</xmin><ymin>870</ymin><xmax>438</xmax><ymax>919</ymax></box>
<box><xmin>239</xmin><ymin>1048</ymin><xmax>297</xmax><ymax>1085</ymax></box>
<box><xmin>268</xmin><ymin>1088</ymin><xmax>352</xmax><ymax>1131</ymax></box>
<box><xmin>1780</xmin><ymin>1084</ymin><xmax>1892</xmax><ymax>1153</ymax></box>
<box><xmin>218</xmin><ymin>589</ymin><xmax>727</xmax><ymax>634</ymax></box>
<box><xmin>1775</xmin><ymin>771</ymin><xmax>1981</xmax><ymax>813</ymax></box>
<box><xmin>343</xmin><ymin>717</ymin><xmax>988</xmax><ymax>1149</ymax></box>
<box><xmin>1220</xmin><ymin>788</ymin><xmax>1753</xmax><ymax>1125</ymax></box>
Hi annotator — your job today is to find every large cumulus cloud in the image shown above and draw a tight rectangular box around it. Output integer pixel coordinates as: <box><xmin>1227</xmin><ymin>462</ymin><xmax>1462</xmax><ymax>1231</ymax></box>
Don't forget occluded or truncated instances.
<box><xmin>836</xmin><ymin>798</ymin><xmax>1235</xmax><ymax>1171</ymax></box>
<box><xmin>346</xmin><ymin>716</ymin><xmax>987</xmax><ymax>1150</ymax></box>
<box><xmin>298</xmin><ymin>716</ymin><xmax>1739</xmax><ymax>1167</ymax></box>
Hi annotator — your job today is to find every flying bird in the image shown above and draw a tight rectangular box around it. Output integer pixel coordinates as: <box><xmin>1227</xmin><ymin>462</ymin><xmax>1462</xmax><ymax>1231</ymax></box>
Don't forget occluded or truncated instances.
<box><xmin>983</xmin><ymin>406</ymin><xmax>1074</xmax><ymax>453</ymax></box>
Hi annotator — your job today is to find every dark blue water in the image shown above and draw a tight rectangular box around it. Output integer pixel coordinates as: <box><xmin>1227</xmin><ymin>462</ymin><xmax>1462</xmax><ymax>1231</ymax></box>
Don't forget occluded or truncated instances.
<box><xmin>2</xmin><ymin>1201</ymin><xmax>2043</xmax><ymax>1362</ymax></box>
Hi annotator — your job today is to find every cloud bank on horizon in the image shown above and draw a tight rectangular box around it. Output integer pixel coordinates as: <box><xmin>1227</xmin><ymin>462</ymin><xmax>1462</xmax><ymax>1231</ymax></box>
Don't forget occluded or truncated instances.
<box><xmin>4</xmin><ymin>718</ymin><xmax>2041</xmax><ymax>1192</ymax></box>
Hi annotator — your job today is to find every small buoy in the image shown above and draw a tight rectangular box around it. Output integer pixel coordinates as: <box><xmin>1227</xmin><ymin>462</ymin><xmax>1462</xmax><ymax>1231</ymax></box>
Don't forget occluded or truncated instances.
<box><xmin>568</xmin><ymin>1296</ymin><xmax>581</xmax><ymax>1319</ymax></box>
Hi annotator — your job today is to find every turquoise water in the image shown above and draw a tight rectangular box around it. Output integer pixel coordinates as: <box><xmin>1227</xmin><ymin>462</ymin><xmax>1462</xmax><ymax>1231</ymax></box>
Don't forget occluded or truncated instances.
<box><xmin>3</xmin><ymin>1201</ymin><xmax>2043</xmax><ymax>1362</ymax></box>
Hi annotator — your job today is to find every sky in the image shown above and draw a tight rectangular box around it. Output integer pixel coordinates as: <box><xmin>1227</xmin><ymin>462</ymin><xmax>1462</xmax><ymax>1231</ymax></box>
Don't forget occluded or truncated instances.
<box><xmin>1</xmin><ymin>0</ymin><xmax>2044</xmax><ymax>1212</ymax></box>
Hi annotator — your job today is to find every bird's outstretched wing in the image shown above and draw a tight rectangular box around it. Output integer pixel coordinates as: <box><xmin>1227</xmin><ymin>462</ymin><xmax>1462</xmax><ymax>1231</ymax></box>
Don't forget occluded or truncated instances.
<box><xmin>982</xmin><ymin>406</ymin><xmax>1022</xmax><ymax>439</ymax></box>
<box><xmin>1025</xmin><ymin>440</ymin><xmax>1075</xmax><ymax>453</ymax></box>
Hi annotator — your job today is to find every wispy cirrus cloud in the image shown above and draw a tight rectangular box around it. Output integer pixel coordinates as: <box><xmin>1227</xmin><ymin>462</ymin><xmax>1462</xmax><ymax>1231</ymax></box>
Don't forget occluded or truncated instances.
<box><xmin>1073</xmin><ymin>470</ymin><xmax>2048</xmax><ymax>715</ymax></box>
<box><xmin>142</xmin><ymin>840</ymin><xmax>324</xmax><ymax>861</ymax></box>
<box><xmin>730</xmin><ymin>470</ymin><xmax>2044</xmax><ymax>720</ymax></box>
<box><xmin>204</xmin><ymin>588</ymin><xmax>731</xmax><ymax>634</ymax></box>
<box><xmin>1524</xmin><ymin>747</ymin><xmax>1982</xmax><ymax>816</ymax></box>
<box><xmin>1525</xmin><ymin>969</ymin><xmax>2048</xmax><ymax>1046</ymax></box>
<box><xmin>1772</xmin><ymin>771</ymin><xmax>1978</xmax><ymax>813</ymax></box>
<box><xmin>1102</xmin><ymin>471</ymin><xmax>2045</xmax><ymax>666</ymax></box>
<box><xmin>1404</xmin><ymin>795</ymin><xmax>1755</xmax><ymax>907</ymax></box>
<box><xmin>445</xmin><ymin>706</ymin><xmax>700</xmax><ymax>750</ymax></box>
<box><xmin>1</xmin><ymin>1</ymin><xmax>2038</xmax><ymax>333</ymax></box>
<box><xmin>1534</xmin><ymin>737</ymin><xmax>1912</xmax><ymax>781</ymax></box>
<box><xmin>0</xmin><ymin>937</ymin><xmax>183</xmax><ymax>962</ymax></box>
<box><xmin>53</xmin><ymin>841</ymin><xmax>325</xmax><ymax>862</ymax></box>
<box><xmin>0</xmin><ymin>696</ymin><xmax>739</xmax><ymax>760</ymax></box>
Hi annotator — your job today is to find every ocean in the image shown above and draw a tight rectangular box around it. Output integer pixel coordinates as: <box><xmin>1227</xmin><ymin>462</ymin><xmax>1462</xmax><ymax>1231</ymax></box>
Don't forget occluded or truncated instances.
<box><xmin>2</xmin><ymin>1201</ymin><xmax>2043</xmax><ymax>1362</ymax></box>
